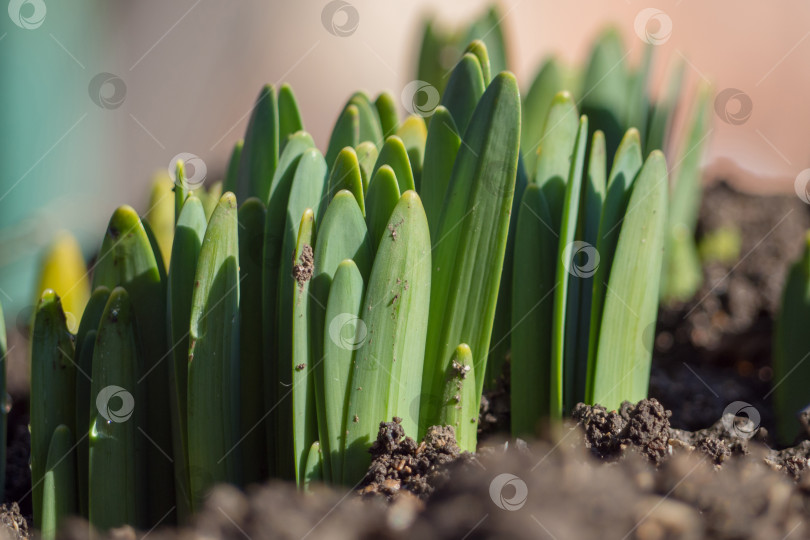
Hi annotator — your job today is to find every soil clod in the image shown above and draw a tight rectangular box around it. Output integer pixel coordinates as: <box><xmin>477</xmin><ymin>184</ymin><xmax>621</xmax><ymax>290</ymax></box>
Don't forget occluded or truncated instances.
<box><xmin>292</xmin><ymin>244</ymin><xmax>314</xmax><ymax>288</ymax></box>
<box><xmin>358</xmin><ymin>417</ymin><xmax>469</xmax><ymax>501</ymax></box>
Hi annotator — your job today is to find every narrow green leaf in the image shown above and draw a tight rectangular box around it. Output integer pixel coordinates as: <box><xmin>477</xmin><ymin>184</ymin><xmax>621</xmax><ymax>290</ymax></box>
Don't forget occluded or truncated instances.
<box><xmin>222</xmin><ymin>139</ymin><xmax>244</xmax><ymax>196</ymax></box>
<box><xmin>92</xmin><ymin>206</ymin><xmax>174</xmax><ymax>524</ymax></box>
<box><xmin>188</xmin><ymin>193</ymin><xmax>241</xmax><ymax>509</ymax></box>
<box><xmin>645</xmin><ymin>62</ymin><xmax>684</xmax><ymax>154</ymax></box>
<box><xmin>291</xmin><ymin>210</ymin><xmax>317</xmax><ymax>485</ymax></box>
<box><xmin>343</xmin><ymin>191</ymin><xmax>432</xmax><ymax>483</ymax></box>
<box><xmin>41</xmin><ymin>425</ymin><xmax>77</xmax><ymax>540</ymax></box>
<box><xmin>204</xmin><ymin>181</ymin><xmax>223</xmax><ymax>221</ymax></box>
<box><xmin>276</xmin><ymin>150</ymin><xmax>327</xmax><ymax>480</ymax></box>
<box><xmin>355</xmin><ymin>141</ymin><xmax>378</xmax><ymax>192</ymax></box>
<box><xmin>533</xmin><ymin>91</ymin><xmax>579</xmax><ymax>230</ymax></box>
<box><xmin>374</xmin><ymin>91</ymin><xmax>399</xmax><ymax>137</ymax></box>
<box><xmin>464</xmin><ymin>7</ymin><xmax>508</xmax><ymax>77</ymax></box>
<box><xmin>303</xmin><ymin>441</ymin><xmax>323</xmax><ymax>492</ymax></box>
<box><xmin>89</xmin><ymin>287</ymin><xmax>145</xmax><ymax>530</ymax></box>
<box><xmin>416</xmin><ymin>19</ymin><xmax>446</xmax><ymax>95</ymax></box>
<box><xmin>174</xmin><ymin>160</ymin><xmax>190</xmax><ymax>227</ymax></box>
<box><xmin>437</xmin><ymin>344</ymin><xmax>477</xmax><ymax>451</ymax></box>
<box><xmin>589</xmin><ymin>151</ymin><xmax>668</xmax><ymax>409</ymax></box>
<box><xmin>74</xmin><ymin>287</ymin><xmax>110</xmax><ymax>517</ymax></box>
<box><xmin>420</xmin><ymin>105</ymin><xmax>461</xmax><ymax>241</ymax></box>
<box><xmin>278</xmin><ymin>83</ymin><xmax>304</xmax><ymax>150</ymax></box>
<box><xmin>486</xmin><ymin>154</ymin><xmax>529</xmax><ymax>389</ymax></box>
<box><xmin>30</xmin><ymin>290</ymin><xmax>75</xmax><ymax>527</ymax></box>
<box><xmin>587</xmin><ymin>129</ymin><xmax>643</xmax><ymax>384</ymax></box>
<box><xmin>774</xmin><ymin>233</ymin><xmax>810</xmax><ymax>445</ymax></box>
<box><xmin>661</xmin><ymin>84</ymin><xmax>711</xmax><ymax>303</ymax></box>
<box><xmin>326</xmin><ymin>105</ymin><xmax>360</xmax><ymax>172</ymax></box>
<box><xmin>146</xmin><ymin>174</ymin><xmax>175</xmax><ymax>265</ymax></box>
<box><xmin>322</xmin><ymin>259</ymin><xmax>364</xmax><ymax>484</ymax></box>
<box><xmin>464</xmin><ymin>40</ymin><xmax>491</xmax><ymax>84</ymax></box>
<box><xmin>440</xmin><ymin>52</ymin><xmax>485</xmax><ymax>134</ymax></box>
<box><xmin>328</xmin><ymin>147</ymin><xmax>365</xmax><ymax>216</ymax></box>
<box><xmin>580</xmin><ymin>29</ymin><xmax>629</xmax><ymax>160</ymax></box>
<box><xmin>167</xmin><ymin>196</ymin><xmax>206</xmax><ymax>519</ymax></box>
<box><xmin>310</xmin><ymin>192</ymin><xmax>374</xmax><ymax>483</ymax></box>
<box><xmin>142</xmin><ymin>218</ymin><xmax>168</xmax><ymax>284</ymax></box>
<box><xmin>270</xmin><ymin>132</ymin><xmax>317</xmax><ymax>206</ymax></box>
<box><xmin>261</xmin><ymin>135</ymin><xmax>318</xmax><ymax>469</ymax></box>
<box><xmin>510</xmin><ymin>185</ymin><xmax>556</xmax><ymax>436</ymax></box>
<box><xmin>365</xmin><ymin>165</ymin><xmax>401</xmax><ymax>252</ymax></box>
<box><xmin>553</xmin><ymin>115</ymin><xmax>588</xmax><ymax>416</ymax></box>
<box><xmin>373</xmin><ymin>136</ymin><xmax>416</xmax><ymax>194</ymax></box>
<box><xmin>395</xmin><ymin>116</ymin><xmax>427</xmax><ymax>192</ymax></box>
<box><xmin>237</xmin><ymin>84</ymin><xmax>279</xmax><ymax>203</ymax></box>
<box><xmin>421</xmin><ymin>73</ymin><xmax>521</xmax><ymax>433</ymax></box>
<box><xmin>237</xmin><ymin>198</ymin><xmax>267</xmax><ymax>487</ymax></box>
<box><xmin>521</xmin><ymin>58</ymin><xmax>563</xmax><ymax>175</ymax></box>
<box><xmin>625</xmin><ymin>45</ymin><xmax>653</xmax><ymax>146</ymax></box>
<box><xmin>571</xmin><ymin>131</ymin><xmax>607</xmax><ymax>404</ymax></box>
<box><xmin>348</xmin><ymin>92</ymin><xmax>384</xmax><ymax>147</ymax></box>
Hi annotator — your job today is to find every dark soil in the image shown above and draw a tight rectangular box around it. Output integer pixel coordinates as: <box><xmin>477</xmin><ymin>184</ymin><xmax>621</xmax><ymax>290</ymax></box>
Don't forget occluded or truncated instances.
<box><xmin>572</xmin><ymin>398</ymin><xmax>671</xmax><ymax>464</ymax></box>
<box><xmin>57</xmin><ymin>405</ymin><xmax>810</xmax><ymax>540</ymax></box>
<box><xmin>3</xmin><ymin>398</ymin><xmax>31</xmax><ymax>525</ymax></box>
<box><xmin>651</xmin><ymin>181</ymin><xmax>810</xmax><ymax>432</ymax></box>
<box><xmin>358</xmin><ymin>417</ymin><xmax>472</xmax><ymax>501</ymax></box>
<box><xmin>478</xmin><ymin>362</ymin><xmax>510</xmax><ymax>439</ymax></box>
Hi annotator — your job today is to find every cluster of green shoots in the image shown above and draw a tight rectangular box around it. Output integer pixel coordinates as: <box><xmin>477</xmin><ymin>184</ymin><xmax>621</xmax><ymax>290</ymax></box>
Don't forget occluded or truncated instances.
<box><xmin>23</xmin><ymin>15</ymin><xmax>711</xmax><ymax>537</ymax></box>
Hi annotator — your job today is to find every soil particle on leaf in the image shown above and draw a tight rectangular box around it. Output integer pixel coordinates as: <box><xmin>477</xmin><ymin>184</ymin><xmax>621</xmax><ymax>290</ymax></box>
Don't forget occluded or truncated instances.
<box><xmin>572</xmin><ymin>399</ymin><xmax>672</xmax><ymax>464</ymax></box>
<box><xmin>357</xmin><ymin>417</ymin><xmax>472</xmax><ymax>501</ymax></box>
<box><xmin>387</xmin><ymin>218</ymin><xmax>404</xmax><ymax>241</ymax></box>
<box><xmin>292</xmin><ymin>244</ymin><xmax>314</xmax><ymax>288</ymax></box>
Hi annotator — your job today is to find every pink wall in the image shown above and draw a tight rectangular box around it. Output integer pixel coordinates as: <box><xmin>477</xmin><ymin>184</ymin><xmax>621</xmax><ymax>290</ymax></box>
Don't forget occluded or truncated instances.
<box><xmin>112</xmin><ymin>0</ymin><xmax>810</xmax><ymax>206</ymax></box>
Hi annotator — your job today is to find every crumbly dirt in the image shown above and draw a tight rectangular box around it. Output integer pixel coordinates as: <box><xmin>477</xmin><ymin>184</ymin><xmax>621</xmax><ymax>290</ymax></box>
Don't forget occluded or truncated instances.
<box><xmin>572</xmin><ymin>399</ymin><xmax>672</xmax><ymax>464</ymax></box>
<box><xmin>58</xmin><ymin>416</ymin><xmax>810</xmax><ymax>540</ymax></box>
<box><xmin>292</xmin><ymin>244</ymin><xmax>314</xmax><ymax>288</ymax></box>
<box><xmin>357</xmin><ymin>417</ymin><xmax>473</xmax><ymax>501</ymax></box>
<box><xmin>0</xmin><ymin>504</ymin><xmax>29</xmax><ymax>540</ymax></box>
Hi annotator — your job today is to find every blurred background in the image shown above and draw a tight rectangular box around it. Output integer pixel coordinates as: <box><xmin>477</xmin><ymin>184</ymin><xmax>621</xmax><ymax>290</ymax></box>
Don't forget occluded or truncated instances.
<box><xmin>1</xmin><ymin>0</ymin><xmax>809</xmax><ymax>373</ymax></box>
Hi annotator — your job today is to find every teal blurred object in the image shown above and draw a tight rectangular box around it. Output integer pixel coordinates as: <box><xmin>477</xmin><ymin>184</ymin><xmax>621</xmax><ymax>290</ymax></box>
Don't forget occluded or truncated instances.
<box><xmin>0</xmin><ymin>1</ymin><xmax>112</xmax><ymax>327</ymax></box>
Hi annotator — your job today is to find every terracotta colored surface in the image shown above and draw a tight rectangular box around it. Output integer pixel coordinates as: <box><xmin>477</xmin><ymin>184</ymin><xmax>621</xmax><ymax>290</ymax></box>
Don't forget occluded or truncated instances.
<box><xmin>106</xmin><ymin>1</ymin><xmax>810</xmax><ymax>202</ymax></box>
